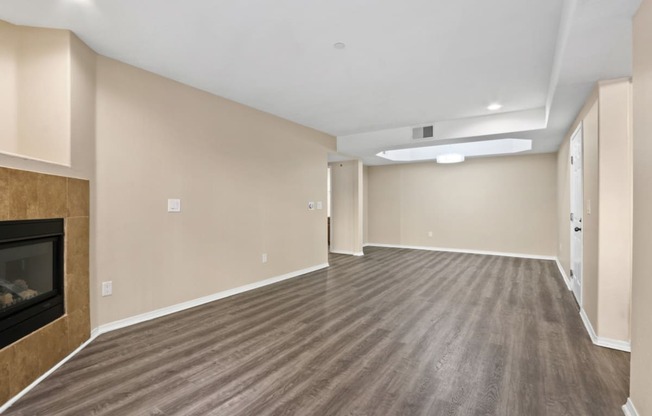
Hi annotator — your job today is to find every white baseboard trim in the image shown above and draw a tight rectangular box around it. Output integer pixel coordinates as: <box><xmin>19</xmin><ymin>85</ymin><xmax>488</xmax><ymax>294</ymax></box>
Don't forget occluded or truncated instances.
<box><xmin>97</xmin><ymin>262</ymin><xmax>329</xmax><ymax>334</ymax></box>
<box><xmin>622</xmin><ymin>398</ymin><xmax>639</xmax><ymax>416</ymax></box>
<box><xmin>0</xmin><ymin>262</ymin><xmax>329</xmax><ymax>414</ymax></box>
<box><xmin>580</xmin><ymin>308</ymin><xmax>598</xmax><ymax>342</ymax></box>
<box><xmin>555</xmin><ymin>258</ymin><xmax>573</xmax><ymax>290</ymax></box>
<box><xmin>595</xmin><ymin>337</ymin><xmax>631</xmax><ymax>352</ymax></box>
<box><xmin>90</xmin><ymin>327</ymin><xmax>100</xmax><ymax>339</ymax></box>
<box><xmin>329</xmin><ymin>250</ymin><xmax>364</xmax><ymax>256</ymax></box>
<box><xmin>365</xmin><ymin>243</ymin><xmax>556</xmax><ymax>260</ymax></box>
<box><xmin>580</xmin><ymin>308</ymin><xmax>631</xmax><ymax>352</ymax></box>
<box><xmin>0</xmin><ymin>331</ymin><xmax>99</xmax><ymax>414</ymax></box>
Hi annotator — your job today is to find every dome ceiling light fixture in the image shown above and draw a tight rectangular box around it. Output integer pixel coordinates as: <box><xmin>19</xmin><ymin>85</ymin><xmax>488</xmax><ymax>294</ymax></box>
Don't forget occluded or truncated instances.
<box><xmin>436</xmin><ymin>153</ymin><xmax>465</xmax><ymax>164</ymax></box>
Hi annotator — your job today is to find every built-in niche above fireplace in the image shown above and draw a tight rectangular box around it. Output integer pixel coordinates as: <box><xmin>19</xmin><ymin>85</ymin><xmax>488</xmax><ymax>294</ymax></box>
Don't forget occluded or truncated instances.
<box><xmin>0</xmin><ymin>219</ymin><xmax>65</xmax><ymax>349</ymax></box>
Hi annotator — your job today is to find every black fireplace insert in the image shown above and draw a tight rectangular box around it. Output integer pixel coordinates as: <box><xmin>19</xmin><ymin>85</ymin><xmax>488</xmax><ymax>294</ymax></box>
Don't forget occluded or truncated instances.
<box><xmin>0</xmin><ymin>219</ymin><xmax>64</xmax><ymax>348</ymax></box>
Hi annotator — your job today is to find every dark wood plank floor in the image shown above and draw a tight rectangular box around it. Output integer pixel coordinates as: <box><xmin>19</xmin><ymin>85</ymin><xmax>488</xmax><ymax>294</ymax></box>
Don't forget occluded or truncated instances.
<box><xmin>6</xmin><ymin>247</ymin><xmax>629</xmax><ymax>415</ymax></box>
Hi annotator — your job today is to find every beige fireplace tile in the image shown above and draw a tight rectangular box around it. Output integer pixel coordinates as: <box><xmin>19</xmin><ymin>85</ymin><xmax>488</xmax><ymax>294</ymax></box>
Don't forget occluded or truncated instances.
<box><xmin>0</xmin><ymin>168</ymin><xmax>9</xmax><ymax>221</ymax></box>
<box><xmin>8</xmin><ymin>330</ymin><xmax>41</xmax><ymax>397</ymax></box>
<box><xmin>65</xmin><ymin>217</ymin><xmax>89</xmax><ymax>277</ymax></box>
<box><xmin>37</xmin><ymin>174</ymin><xmax>67</xmax><ymax>219</ymax></box>
<box><xmin>66</xmin><ymin>272</ymin><xmax>90</xmax><ymax>314</ymax></box>
<box><xmin>0</xmin><ymin>167</ymin><xmax>91</xmax><ymax>407</ymax></box>
<box><xmin>37</xmin><ymin>318</ymin><xmax>70</xmax><ymax>371</ymax></box>
<box><xmin>0</xmin><ymin>347</ymin><xmax>12</xmax><ymax>404</ymax></box>
<box><xmin>67</xmin><ymin>307</ymin><xmax>90</xmax><ymax>351</ymax></box>
<box><xmin>7</xmin><ymin>169</ymin><xmax>39</xmax><ymax>220</ymax></box>
<box><xmin>67</xmin><ymin>178</ymin><xmax>89</xmax><ymax>218</ymax></box>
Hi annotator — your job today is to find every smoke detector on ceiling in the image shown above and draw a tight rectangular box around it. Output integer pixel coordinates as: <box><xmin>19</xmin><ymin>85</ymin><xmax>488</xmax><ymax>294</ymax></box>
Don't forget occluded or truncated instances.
<box><xmin>412</xmin><ymin>125</ymin><xmax>434</xmax><ymax>139</ymax></box>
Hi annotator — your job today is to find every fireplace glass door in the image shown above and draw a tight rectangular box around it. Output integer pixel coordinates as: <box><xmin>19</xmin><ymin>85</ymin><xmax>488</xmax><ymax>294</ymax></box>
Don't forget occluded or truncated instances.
<box><xmin>0</xmin><ymin>219</ymin><xmax>64</xmax><ymax>348</ymax></box>
<box><xmin>1</xmin><ymin>239</ymin><xmax>56</xmax><ymax>310</ymax></box>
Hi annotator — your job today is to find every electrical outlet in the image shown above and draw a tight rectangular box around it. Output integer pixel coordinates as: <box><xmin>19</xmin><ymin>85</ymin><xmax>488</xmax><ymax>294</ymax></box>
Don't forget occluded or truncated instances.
<box><xmin>428</xmin><ymin>231</ymin><xmax>433</xmax><ymax>237</ymax></box>
<box><xmin>102</xmin><ymin>281</ymin><xmax>113</xmax><ymax>297</ymax></box>
<box><xmin>262</xmin><ymin>253</ymin><xmax>268</xmax><ymax>263</ymax></box>
<box><xmin>316</xmin><ymin>201</ymin><xmax>323</xmax><ymax>210</ymax></box>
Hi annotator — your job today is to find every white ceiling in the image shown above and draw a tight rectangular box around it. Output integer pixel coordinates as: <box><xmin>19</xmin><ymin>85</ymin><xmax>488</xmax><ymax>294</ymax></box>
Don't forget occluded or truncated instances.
<box><xmin>0</xmin><ymin>0</ymin><xmax>641</xmax><ymax>165</ymax></box>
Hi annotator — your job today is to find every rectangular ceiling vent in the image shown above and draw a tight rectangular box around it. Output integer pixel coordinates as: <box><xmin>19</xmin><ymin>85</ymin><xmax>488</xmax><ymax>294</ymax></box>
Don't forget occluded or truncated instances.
<box><xmin>412</xmin><ymin>125</ymin><xmax>434</xmax><ymax>139</ymax></box>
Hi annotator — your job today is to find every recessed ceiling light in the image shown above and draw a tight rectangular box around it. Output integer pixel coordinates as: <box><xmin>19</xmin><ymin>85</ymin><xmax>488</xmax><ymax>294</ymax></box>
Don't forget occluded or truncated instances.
<box><xmin>333</xmin><ymin>42</ymin><xmax>346</xmax><ymax>50</ymax></box>
<box><xmin>487</xmin><ymin>103</ymin><xmax>502</xmax><ymax>111</ymax></box>
<box><xmin>436</xmin><ymin>154</ymin><xmax>465</xmax><ymax>164</ymax></box>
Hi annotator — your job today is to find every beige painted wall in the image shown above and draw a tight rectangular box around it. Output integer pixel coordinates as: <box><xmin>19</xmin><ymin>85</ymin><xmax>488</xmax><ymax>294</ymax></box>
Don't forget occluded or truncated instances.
<box><xmin>16</xmin><ymin>26</ymin><xmax>71</xmax><ymax>165</ymax></box>
<box><xmin>0</xmin><ymin>21</ymin><xmax>82</xmax><ymax>175</ymax></box>
<box><xmin>583</xmin><ymin>100</ymin><xmax>600</xmax><ymax>328</ymax></box>
<box><xmin>631</xmin><ymin>1</ymin><xmax>652</xmax><ymax>413</ymax></box>
<box><xmin>329</xmin><ymin>160</ymin><xmax>364</xmax><ymax>255</ymax></box>
<box><xmin>70</xmin><ymin>35</ymin><xmax>96</xmax><ymax>185</ymax></box>
<box><xmin>557</xmin><ymin>79</ymin><xmax>633</xmax><ymax>344</ymax></box>
<box><xmin>356</xmin><ymin>162</ymin><xmax>364</xmax><ymax>251</ymax></box>
<box><xmin>368</xmin><ymin>153</ymin><xmax>557</xmax><ymax>256</ymax></box>
<box><xmin>0</xmin><ymin>21</ymin><xmax>18</xmax><ymax>154</ymax></box>
<box><xmin>556</xmin><ymin>133</ymin><xmax>571</xmax><ymax>276</ymax></box>
<box><xmin>0</xmin><ymin>19</ymin><xmax>335</xmax><ymax>329</ymax></box>
<box><xmin>95</xmin><ymin>56</ymin><xmax>335</xmax><ymax>324</ymax></box>
<box><xmin>597</xmin><ymin>80</ymin><xmax>633</xmax><ymax>342</ymax></box>
<box><xmin>69</xmin><ymin>34</ymin><xmax>97</xmax><ymax>328</ymax></box>
<box><xmin>363</xmin><ymin>165</ymin><xmax>369</xmax><ymax>245</ymax></box>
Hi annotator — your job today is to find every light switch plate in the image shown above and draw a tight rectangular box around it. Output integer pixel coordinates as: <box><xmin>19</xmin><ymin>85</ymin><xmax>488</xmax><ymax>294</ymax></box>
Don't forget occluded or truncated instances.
<box><xmin>308</xmin><ymin>202</ymin><xmax>315</xmax><ymax>210</ymax></box>
<box><xmin>102</xmin><ymin>281</ymin><xmax>112</xmax><ymax>297</ymax></box>
<box><xmin>316</xmin><ymin>201</ymin><xmax>323</xmax><ymax>210</ymax></box>
<box><xmin>168</xmin><ymin>198</ymin><xmax>181</xmax><ymax>212</ymax></box>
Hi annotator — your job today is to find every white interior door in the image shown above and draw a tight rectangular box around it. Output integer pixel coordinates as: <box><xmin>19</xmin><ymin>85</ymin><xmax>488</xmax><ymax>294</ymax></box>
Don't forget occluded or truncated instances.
<box><xmin>570</xmin><ymin>125</ymin><xmax>583</xmax><ymax>305</ymax></box>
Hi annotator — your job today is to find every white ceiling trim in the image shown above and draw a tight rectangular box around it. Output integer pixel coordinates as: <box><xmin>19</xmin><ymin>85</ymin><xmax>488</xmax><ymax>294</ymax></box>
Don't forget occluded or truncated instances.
<box><xmin>0</xmin><ymin>0</ymin><xmax>639</xmax><ymax>165</ymax></box>
<box><xmin>338</xmin><ymin>0</ymin><xmax>580</xmax><ymax>165</ymax></box>
<box><xmin>338</xmin><ymin>107</ymin><xmax>546</xmax><ymax>158</ymax></box>
<box><xmin>545</xmin><ymin>0</ymin><xmax>578</xmax><ymax>125</ymax></box>
<box><xmin>377</xmin><ymin>139</ymin><xmax>532</xmax><ymax>162</ymax></box>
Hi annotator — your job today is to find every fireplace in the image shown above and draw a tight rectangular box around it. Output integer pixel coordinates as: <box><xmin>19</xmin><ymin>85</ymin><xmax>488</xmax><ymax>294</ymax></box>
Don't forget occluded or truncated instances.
<box><xmin>0</xmin><ymin>219</ymin><xmax>65</xmax><ymax>349</ymax></box>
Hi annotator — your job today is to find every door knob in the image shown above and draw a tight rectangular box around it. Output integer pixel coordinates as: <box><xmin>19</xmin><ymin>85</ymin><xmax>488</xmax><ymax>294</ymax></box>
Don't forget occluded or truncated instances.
<box><xmin>574</xmin><ymin>227</ymin><xmax>582</xmax><ymax>232</ymax></box>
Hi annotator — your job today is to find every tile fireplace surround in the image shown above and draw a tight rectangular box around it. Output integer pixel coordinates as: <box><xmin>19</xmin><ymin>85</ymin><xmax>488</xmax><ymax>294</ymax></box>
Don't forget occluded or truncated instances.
<box><xmin>0</xmin><ymin>167</ymin><xmax>90</xmax><ymax>406</ymax></box>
